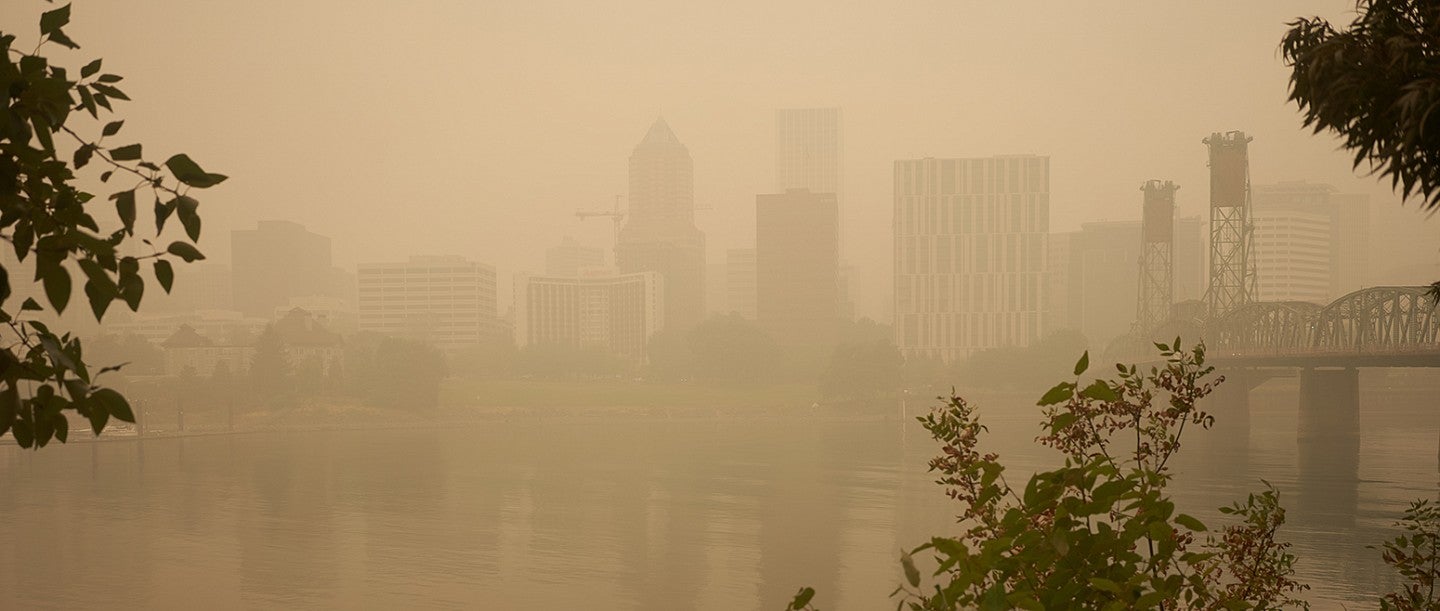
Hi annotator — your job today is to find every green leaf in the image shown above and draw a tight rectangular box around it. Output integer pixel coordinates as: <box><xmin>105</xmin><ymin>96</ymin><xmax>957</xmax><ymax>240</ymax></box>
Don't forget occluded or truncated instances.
<box><xmin>96</xmin><ymin>74</ymin><xmax>122</xmax><ymax>84</ymax></box>
<box><xmin>164</xmin><ymin>154</ymin><xmax>227</xmax><ymax>188</ymax></box>
<box><xmin>166</xmin><ymin>242</ymin><xmax>205</xmax><ymax>262</ymax></box>
<box><xmin>1037</xmin><ymin>382</ymin><xmax>1073</xmax><ymax>406</ymax></box>
<box><xmin>40</xmin><ymin>4</ymin><xmax>72</xmax><ymax>35</ymax></box>
<box><xmin>1175</xmin><ymin>513</ymin><xmax>1207</xmax><ymax>532</ymax></box>
<box><xmin>1089</xmin><ymin>578</ymin><xmax>1122</xmax><ymax>594</ymax></box>
<box><xmin>91</xmin><ymin>388</ymin><xmax>135</xmax><ymax>423</ymax></box>
<box><xmin>0</xmin><ymin>265</ymin><xmax>8</xmax><ymax>307</ymax></box>
<box><xmin>789</xmin><ymin>587</ymin><xmax>815</xmax><ymax>610</ymax></box>
<box><xmin>73</xmin><ymin>143</ymin><xmax>94</xmax><ymax>169</ymax></box>
<box><xmin>155</xmin><ymin>197</ymin><xmax>175</xmax><ymax>234</ymax></box>
<box><xmin>86</xmin><ymin>396</ymin><xmax>109</xmax><ymax>435</ymax></box>
<box><xmin>47</xmin><ymin>28</ymin><xmax>79</xmax><ymax>50</ymax></box>
<box><xmin>85</xmin><ymin>277</ymin><xmax>116</xmax><ymax>320</ymax></box>
<box><xmin>1073</xmin><ymin>351</ymin><xmax>1089</xmax><ymax>376</ymax></box>
<box><xmin>112</xmin><ymin>190</ymin><xmax>136</xmax><ymax>234</ymax></box>
<box><xmin>109</xmin><ymin>144</ymin><xmax>142</xmax><ymax>161</ymax></box>
<box><xmin>52</xmin><ymin>411</ymin><xmax>68</xmax><ymax>444</ymax></box>
<box><xmin>21</xmin><ymin>298</ymin><xmax>42</xmax><ymax>311</ymax></box>
<box><xmin>12</xmin><ymin>417</ymin><xmax>33</xmax><ymax>449</ymax></box>
<box><xmin>42</xmin><ymin>267</ymin><xmax>71</xmax><ymax>314</ymax></box>
<box><xmin>102</xmin><ymin>120</ymin><xmax>123</xmax><ymax>137</ymax></box>
<box><xmin>91</xmin><ymin>83</ymin><xmax>129</xmax><ymax>101</ymax></box>
<box><xmin>154</xmin><ymin>260</ymin><xmax>174</xmax><ymax>293</ymax></box>
<box><xmin>81</xmin><ymin>58</ymin><xmax>101</xmax><ymax>78</ymax></box>
<box><xmin>0</xmin><ymin>386</ymin><xmax>17</xmax><ymax>438</ymax></box>
<box><xmin>1080</xmin><ymin>380</ymin><xmax>1118</xmax><ymax>402</ymax></box>
<box><xmin>175</xmin><ymin>196</ymin><xmax>201</xmax><ymax>241</ymax></box>
<box><xmin>901</xmin><ymin>551</ymin><xmax>920</xmax><ymax>587</ymax></box>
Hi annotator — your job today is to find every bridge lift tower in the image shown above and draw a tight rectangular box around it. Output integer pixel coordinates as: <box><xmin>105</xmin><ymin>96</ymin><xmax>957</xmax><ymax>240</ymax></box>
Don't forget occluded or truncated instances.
<box><xmin>1203</xmin><ymin>131</ymin><xmax>1256</xmax><ymax>319</ymax></box>
<box><xmin>1137</xmin><ymin>180</ymin><xmax>1179</xmax><ymax>335</ymax></box>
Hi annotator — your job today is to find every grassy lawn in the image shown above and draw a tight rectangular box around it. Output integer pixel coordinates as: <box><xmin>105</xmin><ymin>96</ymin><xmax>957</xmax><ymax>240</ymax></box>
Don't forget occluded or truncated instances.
<box><xmin>441</xmin><ymin>377</ymin><xmax>819</xmax><ymax>413</ymax></box>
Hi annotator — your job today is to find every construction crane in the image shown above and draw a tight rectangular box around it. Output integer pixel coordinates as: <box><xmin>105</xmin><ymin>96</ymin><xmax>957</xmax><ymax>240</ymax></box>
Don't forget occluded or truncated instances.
<box><xmin>575</xmin><ymin>195</ymin><xmax>626</xmax><ymax>247</ymax></box>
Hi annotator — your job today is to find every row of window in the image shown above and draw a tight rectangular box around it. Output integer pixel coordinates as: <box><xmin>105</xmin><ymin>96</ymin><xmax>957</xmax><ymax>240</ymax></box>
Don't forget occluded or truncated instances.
<box><xmin>897</xmin><ymin>194</ymin><xmax>1049</xmax><ymax>237</ymax></box>
<box><xmin>899</xmin><ymin>233</ymin><xmax>1046</xmax><ymax>275</ymax></box>
<box><xmin>896</xmin><ymin>272</ymin><xmax>1045</xmax><ymax>315</ymax></box>
<box><xmin>898</xmin><ymin>312</ymin><xmax>1043</xmax><ymax>354</ymax></box>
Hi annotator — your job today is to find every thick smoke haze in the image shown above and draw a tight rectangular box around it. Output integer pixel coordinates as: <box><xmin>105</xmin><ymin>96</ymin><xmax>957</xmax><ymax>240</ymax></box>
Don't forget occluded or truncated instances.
<box><xmin>21</xmin><ymin>1</ymin><xmax>1438</xmax><ymax>319</ymax></box>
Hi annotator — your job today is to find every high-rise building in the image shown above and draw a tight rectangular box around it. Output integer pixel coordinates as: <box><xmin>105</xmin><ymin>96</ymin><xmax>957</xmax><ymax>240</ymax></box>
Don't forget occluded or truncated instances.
<box><xmin>1047</xmin><ymin>218</ymin><xmax>1206</xmax><ymax>349</ymax></box>
<box><xmin>757</xmin><ymin>189</ymin><xmax>840</xmax><ymax>348</ymax></box>
<box><xmin>545</xmin><ymin>237</ymin><xmax>605</xmax><ymax>278</ymax></box>
<box><xmin>1251</xmin><ymin>181</ymin><xmax>1370</xmax><ymax>303</ymax></box>
<box><xmin>726</xmin><ymin>248</ymin><xmax>757</xmax><ymax>320</ymax></box>
<box><xmin>615</xmin><ymin>118</ymin><xmax>706</xmax><ymax>332</ymax></box>
<box><xmin>356</xmin><ymin>255</ymin><xmax>497</xmax><ymax>348</ymax></box>
<box><xmin>776</xmin><ymin>108</ymin><xmax>843</xmax><ymax>203</ymax></box>
<box><xmin>1175</xmin><ymin>216</ymin><xmax>1205</xmax><ymax>303</ymax></box>
<box><xmin>894</xmin><ymin>155</ymin><xmax>1049</xmax><ymax>361</ymax></box>
<box><xmin>776</xmin><ymin>107</ymin><xmax>853</xmax><ymax>320</ymax></box>
<box><xmin>513</xmin><ymin>269</ymin><xmax>664</xmax><ymax>359</ymax></box>
<box><xmin>231</xmin><ymin>221</ymin><xmax>334</xmax><ymax>317</ymax></box>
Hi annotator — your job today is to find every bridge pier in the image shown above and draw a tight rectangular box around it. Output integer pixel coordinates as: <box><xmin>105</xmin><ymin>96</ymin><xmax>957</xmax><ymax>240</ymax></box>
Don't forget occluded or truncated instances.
<box><xmin>1296</xmin><ymin>367</ymin><xmax>1360</xmax><ymax>526</ymax></box>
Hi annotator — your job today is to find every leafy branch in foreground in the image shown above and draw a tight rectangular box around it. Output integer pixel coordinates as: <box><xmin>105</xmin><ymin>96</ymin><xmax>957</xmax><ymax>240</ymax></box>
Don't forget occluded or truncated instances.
<box><xmin>1377</xmin><ymin>499</ymin><xmax>1440</xmax><ymax>611</ymax></box>
<box><xmin>0</xmin><ymin>2</ymin><xmax>222</xmax><ymax>447</ymax></box>
<box><xmin>789</xmin><ymin>341</ymin><xmax>1310</xmax><ymax>610</ymax></box>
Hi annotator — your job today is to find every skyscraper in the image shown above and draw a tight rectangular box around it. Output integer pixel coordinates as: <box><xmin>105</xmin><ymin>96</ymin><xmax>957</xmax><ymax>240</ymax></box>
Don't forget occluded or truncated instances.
<box><xmin>776</xmin><ymin>108</ymin><xmax>843</xmax><ymax>203</ymax></box>
<box><xmin>776</xmin><ymin>107</ymin><xmax>852</xmax><ymax>320</ymax></box>
<box><xmin>726</xmin><ymin>248</ymin><xmax>757</xmax><ymax>320</ymax></box>
<box><xmin>1251</xmin><ymin>181</ymin><xmax>1370</xmax><ymax>303</ymax></box>
<box><xmin>894</xmin><ymin>155</ymin><xmax>1049</xmax><ymax>362</ymax></box>
<box><xmin>231</xmin><ymin>220</ymin><xmax>334</xmax><ymax>317</ymax></box>
<box><xmin>615</xmin><ymin>118</ymin><xmax>707</xmax><ymax>332</ymax></box>
<box><xmin>756</xmin><ymin>189</ymin><xmax>840</xmax><ymax>349</ymax></box>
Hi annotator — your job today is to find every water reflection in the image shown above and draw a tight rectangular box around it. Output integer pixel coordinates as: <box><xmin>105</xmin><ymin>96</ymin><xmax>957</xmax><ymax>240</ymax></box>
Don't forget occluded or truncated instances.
<box><xmin>0</xmin><ymin>377</ymin><xmax>1435</xmax><ymax>609</ymax></box>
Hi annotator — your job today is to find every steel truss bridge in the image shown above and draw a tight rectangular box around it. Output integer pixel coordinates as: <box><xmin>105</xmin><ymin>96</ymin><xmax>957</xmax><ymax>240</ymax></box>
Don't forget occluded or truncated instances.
<box><xmin>1110</xmin><ymin>286</ymin><xmax>1440</xmax><ymax>368</ymax></box>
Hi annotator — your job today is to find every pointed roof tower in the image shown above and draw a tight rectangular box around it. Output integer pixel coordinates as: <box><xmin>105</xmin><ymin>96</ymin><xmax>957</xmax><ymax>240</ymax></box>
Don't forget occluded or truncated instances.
<box><xmin>640</xmin><ymin>116</ymin><xmax>680</xmax><ymax>146</ymax></box>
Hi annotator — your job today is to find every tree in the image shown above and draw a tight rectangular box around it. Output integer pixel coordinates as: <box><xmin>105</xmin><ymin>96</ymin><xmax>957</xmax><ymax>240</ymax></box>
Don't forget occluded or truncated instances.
<box><xmin>1</xmin><ymin>3</ymin><xmax>220</xmax><ymax>447</ymax></box>
<box><xmin>819</xmin><ymin>339</ymin><xmax>902</xmax><ymax>404</ymax></box>
<box><xmin>249</xmin><ymin>324</ymin><xmax>291</xmax><ymax>405</ymax></box>
<box><xmin>343</xmin><ymin>332</ymin><xmax>447</xmax><ymax>412</ymax></box>
<box><xmin>687</xmin><ymin>314</ymin><xmax>781</xmax><ymax>385</ymax></box>
<box><xmin>1283</xmin><ymin>3</ymin><xmax>1440</xmax><ymax>213</ymax></box>
<box><xmin>790</xmin><ymin>341</ymin><xmax>1311</xmax><ymax>609</ymax></box>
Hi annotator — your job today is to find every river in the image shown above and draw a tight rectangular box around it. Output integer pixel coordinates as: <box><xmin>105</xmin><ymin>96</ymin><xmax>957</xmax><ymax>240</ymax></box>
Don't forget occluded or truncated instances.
<box><xmin>0</xmin><ymin>373</ymin><xmax>1436</xmax><ymax>609</ymax></box>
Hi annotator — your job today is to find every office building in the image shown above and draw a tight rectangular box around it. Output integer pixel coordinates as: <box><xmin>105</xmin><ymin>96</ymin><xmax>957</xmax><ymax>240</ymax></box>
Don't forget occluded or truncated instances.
<box><xmin>545</xmin><ymin>237</ymin><xmax>605</xmax><ymax>277</ymax></box>
<box><xmin>231</xmin><ymin>221</ymin><xmax>335</xmax><ymax>317</ymax></box>
<box><xmin>1046</xmin><ymin>217</ymin><xmax>1206</xmax><ymax>348</ymax></box>
<box><xmin>513</xmin><ymin>269</ymin><xmax>663</xmax><ymax>359</ymax></box>
<box><xmin>1251</xmin><ymin>182</ymin><xmax>1370</xmax><ymax>303</ymax></box>
<box><xmin>776</xmin><ymin>107</ymin><xmax>853</xmax><ymax>320</ymax></box>
<box><xmin>757</xmin><ymin>189</ymin><xmax>840</xmax><ymax>348</ymax></box>
<box><xmin>727</xmin><ymin>248</ymin><xmax>757</xmax><ymax>320</ymax></box>
<box><xmin>615</xmin><ymin>118</ymin><xmax>706</xmax><ymax>332</ymax></box>
<box><xmin>894</xmin><ymin>155</ymin><xmax>1049</xmax><ymax>362</ymax></box>
<box><xmin>356</xmin><ymin>255</ymin><xmax>497</xmax><ymax>348</ymax></box>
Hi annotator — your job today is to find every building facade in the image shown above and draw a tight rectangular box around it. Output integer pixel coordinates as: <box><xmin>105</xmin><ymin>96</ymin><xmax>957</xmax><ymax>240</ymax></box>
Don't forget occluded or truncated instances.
<box><xmin>545</xmin><ymin>237</ymin><xmax>605</xmax><ymax>277</ymax></box>
<box><xmin>615</xmin><ymin>118</ymin><xmax>706</xmax><ymax>332</ymax></box>
<box><xmin>513</xmin><ymin>270</ymin><xmax>663</xmax><ymax>359</ymax></box>
<box><xmin>231</xmin><ymin>221</ymin><xmax>335</xmax><ymax>317</ymax></box>
<box><xmin>726</xmin><ymin>248</ymin><xmax>757</xmax><ymax>320</ymax></box>
<box><xmin>776</xmin><ymin>107</ymin><xmax>852</xmax><ymax>320</ymax></box>
<box><xmin>756</xmin><ymin>189</ymin><xmax>840</xmax><ymax>348</ymax></box>
<box><xmin>356</xmin><ymin>255</ymin><xmax>497</xmax><ymax>348</ymax></box>
<box><xmin>1251</xmin><ymin>182</ymin><xmax>1370</xmax><ymax>303</ymax></box>
<box><xmin>894</xmin><ymin>155</ymin><xmax>1049</xmax><ymax>362</ymax></box>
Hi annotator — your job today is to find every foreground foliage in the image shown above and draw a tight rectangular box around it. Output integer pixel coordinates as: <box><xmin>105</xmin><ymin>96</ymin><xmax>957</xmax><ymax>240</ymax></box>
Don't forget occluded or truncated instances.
<box><xmin>1</xmin><ymin>3</ymin><xmax>220</xmax><ymax>447</ymax></box>
<box><xmin>791</xmin><ymin>342</ymin><xmax>1311</xmax><ymax>610</ymax></box>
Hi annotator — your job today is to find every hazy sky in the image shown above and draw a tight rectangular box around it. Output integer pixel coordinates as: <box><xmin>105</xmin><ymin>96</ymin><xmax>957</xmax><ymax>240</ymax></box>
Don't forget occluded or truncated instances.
<box><xmin>19</xmin><ymin>1</ymin><xmax>1440</xmax><ymax>320</ymax></box>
